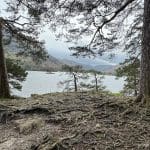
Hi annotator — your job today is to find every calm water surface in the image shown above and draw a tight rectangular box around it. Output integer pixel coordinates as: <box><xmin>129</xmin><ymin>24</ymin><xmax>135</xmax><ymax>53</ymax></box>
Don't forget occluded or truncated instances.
<box><xmin>12</xmin><ymin>71</ymin><xmax>125</xmax><ymax>97</ymax></box>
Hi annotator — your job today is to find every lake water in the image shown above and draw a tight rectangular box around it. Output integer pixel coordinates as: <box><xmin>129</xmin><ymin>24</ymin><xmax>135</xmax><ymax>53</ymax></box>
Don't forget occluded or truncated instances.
<box><xmin>12</xmin><ymin>71</ymin><xmax>125</xmax><ymax>97</ymax></box>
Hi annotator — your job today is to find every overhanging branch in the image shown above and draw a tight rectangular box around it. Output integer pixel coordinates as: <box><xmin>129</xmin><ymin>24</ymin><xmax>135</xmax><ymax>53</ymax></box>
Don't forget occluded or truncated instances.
<box><xmin>89</xmin><ymin>0</ymin><xmax>136</xmax><ymax>46</ymax></box>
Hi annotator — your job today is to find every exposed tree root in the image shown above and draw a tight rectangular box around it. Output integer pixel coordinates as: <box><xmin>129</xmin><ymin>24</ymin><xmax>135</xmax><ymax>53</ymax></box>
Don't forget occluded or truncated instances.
<box><xmin>14</xmin><ymin>107</ymin><xmax>52</xmax><ymax>115</ymax></box>
<box><xmin>0</xmin><ymin>93</ymin><xmax>150</xmax><ymax>150</ymax></box>
<box><xmin>32</xmin><ymin>134</ymin><xmax>78</xmax><ymax>150</ymax></box>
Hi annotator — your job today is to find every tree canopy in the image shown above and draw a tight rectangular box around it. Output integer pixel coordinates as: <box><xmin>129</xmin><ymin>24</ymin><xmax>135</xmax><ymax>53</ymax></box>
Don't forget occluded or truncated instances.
<box><xmin>0</xmin><ymin>0</ymin><xmax>48</xmax><ymax>97</ymax></box>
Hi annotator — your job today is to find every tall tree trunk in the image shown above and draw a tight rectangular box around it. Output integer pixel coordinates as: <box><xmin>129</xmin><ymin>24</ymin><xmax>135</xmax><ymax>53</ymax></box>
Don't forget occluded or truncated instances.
<box><xmin>0</xmin><ymin>21</ymin><xmax>10</xmax><ymax>98</ymax></box>
<box><xmin>139</xmin><ymin>0</ymin><xmax>150</xmax><ymax>104</ymax></box>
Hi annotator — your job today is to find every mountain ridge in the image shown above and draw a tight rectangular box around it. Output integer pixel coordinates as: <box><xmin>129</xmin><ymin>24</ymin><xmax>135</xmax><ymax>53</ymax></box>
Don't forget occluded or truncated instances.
<box><xmin>60</xmin><ymin>58</ymin><xmax>117</xmax><ymax>73</ymax></box>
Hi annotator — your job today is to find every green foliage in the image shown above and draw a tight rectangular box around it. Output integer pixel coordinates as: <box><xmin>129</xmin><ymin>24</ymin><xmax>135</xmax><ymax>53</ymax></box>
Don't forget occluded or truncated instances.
<box><xmin>6</xmin><ymin>58</ymin><xmax>28</xmax><ymax>91</ymax></box>
<box><xmin>116</xmin><ymin>57</ymin><xmax>140</xmax><ymax>96</ymax></box>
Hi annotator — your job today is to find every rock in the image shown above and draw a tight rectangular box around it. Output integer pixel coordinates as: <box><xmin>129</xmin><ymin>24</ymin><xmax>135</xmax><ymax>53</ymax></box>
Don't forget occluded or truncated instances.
<box><xmin>15</xmin><ymin>118</ymin><xmax>44</xmax><ymax>135</ymax></box>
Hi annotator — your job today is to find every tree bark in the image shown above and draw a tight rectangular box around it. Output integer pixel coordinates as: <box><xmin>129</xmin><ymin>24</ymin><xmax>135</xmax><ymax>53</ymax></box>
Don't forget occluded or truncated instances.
<box><xmin>139</xmin><ymin>0</ymin><xmax>150</xmax><ymax>104</ymax></box>
<box><xmin>134</xmin><ymin>75</ymin><xmax>138</xmax><ymax>96</ymax></box>
<box><xmin>0</xmin><ymin>20</ymin><xmax>10</xmax><ymax>98</ymax></box>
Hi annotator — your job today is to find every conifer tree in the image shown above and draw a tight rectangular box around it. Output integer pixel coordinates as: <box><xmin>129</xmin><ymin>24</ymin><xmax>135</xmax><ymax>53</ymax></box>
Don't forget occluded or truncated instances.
<box><xmin>80</xmin><ymin>70</ymin><xmax>105</xmax><ymax>92</ymax></box>
<box><xmin>60</xmin><ymin>65</ymin><xmax>84</xmax><ymax>92</ymax></box>
<box><xmin>116</xmin><ymin>57</ymin><xmax>140</xmax><ymax>96</ymax></box>
<box><xmin>6</xmin><ymin>58</ymin><xmax>27</xmax><ymax>91</ymax></box>
<box><xmin>0</xmin><ymin>0</ymin><xmax>46</xmax><ymax>98</ymax></box>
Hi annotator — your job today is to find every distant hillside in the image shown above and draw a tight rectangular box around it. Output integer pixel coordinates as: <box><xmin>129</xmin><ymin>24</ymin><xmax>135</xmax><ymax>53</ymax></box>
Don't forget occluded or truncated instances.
<box><xmin>6</xmin><ymin>48</ymin><xmax>117</xmax><ymax>73</ymax></box>
<box><xmin>94</xmin><ymin>65</ymin><xmax>118</xmax><ymax>73</ymax></box>
<box><xmin>60</xmin><ymin>59</ymin><xmax>83</xmax><ymax>66</ymax></box>
<box><xmin>4</xmin><ymin>37</ymin><xmax>117</xmax><ymax>73</ymax></box>
<box><xmin>3</xmin><ymin>31</ymin><xmax>63</xmax><ymax>71</ymax></box>
<box><xmin>6</xmin><ymin>51</ymin><xmax>63</xmax><ymax>71</ymax></box>
<box><xmin>60</xmin><ymin>59</ymin><xmax>117</xmax><ymax>74</ymax></box>
<box><xmin>5</xmin><ymin>46</ymin><xmax>63</xmax><ymax>72</ymax></box>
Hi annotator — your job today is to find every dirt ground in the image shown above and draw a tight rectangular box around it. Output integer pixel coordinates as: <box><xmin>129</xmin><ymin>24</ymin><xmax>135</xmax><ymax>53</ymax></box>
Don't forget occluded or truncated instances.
<box><xmin>0</xmin><ymin>92</ymin><xmax>150</xmax><ymax>150</ymax></box>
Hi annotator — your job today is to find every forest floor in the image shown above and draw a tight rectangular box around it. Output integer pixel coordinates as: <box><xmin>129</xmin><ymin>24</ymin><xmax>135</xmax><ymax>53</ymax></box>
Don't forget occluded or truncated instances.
<box><xmin>0</xmin><ymin>92</ymin><xmax>150</xmax><ymax>150</ymax></box>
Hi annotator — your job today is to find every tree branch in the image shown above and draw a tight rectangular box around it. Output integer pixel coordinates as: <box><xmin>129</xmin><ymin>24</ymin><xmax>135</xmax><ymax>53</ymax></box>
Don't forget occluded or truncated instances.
<box><xmin>89</xmin><ymin>0</ymin><xmax>136</xmax><ymax>46</ymax></box>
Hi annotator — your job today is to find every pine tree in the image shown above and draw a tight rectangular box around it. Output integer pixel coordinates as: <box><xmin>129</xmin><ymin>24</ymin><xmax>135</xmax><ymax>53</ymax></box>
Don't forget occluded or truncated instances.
<box><xmin>6</xmin><ymin>58</ymin><xmax>27</xmax><ymax>91</ymax></box>
<box><xmin>116</xmin><ymin>57</ymin><xmax>140</xmax><ymax>96</ymax></box>
<box><xmin>0</xmin><ymin>0</ymin><xmax>46</xmax><ymax>98</ymax></box>
<box><xmin>80</xmin><ymin>70</ymin><xmax>105</xmax><ymax>92</ymax></box>
<box><xmin>60</xmin><ymin>65</ymin><xmax>84</xmax><ymax>92</ymax></box>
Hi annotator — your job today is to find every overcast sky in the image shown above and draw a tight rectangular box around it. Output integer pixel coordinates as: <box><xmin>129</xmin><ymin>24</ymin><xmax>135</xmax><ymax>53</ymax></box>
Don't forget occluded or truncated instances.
<box><xmin>39</xmin><ymin>28</ymin><xmax>126</xmax><ymax>66</ymax></box>
<box><xmin>1</xmin><ymin>0</ymin><xmax>126</xmax><ymax>66</ymax></box>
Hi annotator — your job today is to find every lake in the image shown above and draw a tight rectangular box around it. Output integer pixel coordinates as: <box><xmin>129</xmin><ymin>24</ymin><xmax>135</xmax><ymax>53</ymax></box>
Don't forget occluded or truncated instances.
<box><xmin>12</xmin><ymin>71</ymin><xmax>125</xmax><ymax>97</ymax></box>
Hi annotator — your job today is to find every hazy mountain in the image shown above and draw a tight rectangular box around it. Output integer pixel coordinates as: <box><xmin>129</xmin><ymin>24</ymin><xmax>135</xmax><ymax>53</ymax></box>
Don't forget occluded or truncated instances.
<box><xmin>60</xmin><ymin>59</ymin><xmax>82</xmax><ymax>66</ymax></box>
<box><xmin>4</xmin><ymin>34</ymin><xmax>117</xmax><ymax>73</ymax></box>
<box><xmin>60</xmin><ymin>58</ymin><xmax>117</xmax><ymax>73</ymax></box>
<box><xmin>94</xmin><ymin>65</ymin><xmax>118</xmax><ymax>73</ymax></box>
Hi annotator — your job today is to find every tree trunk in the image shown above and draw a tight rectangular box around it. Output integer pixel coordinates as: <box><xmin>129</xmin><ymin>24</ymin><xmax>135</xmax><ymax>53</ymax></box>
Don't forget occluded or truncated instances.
<box><xmin>139</xmin><ymin>0</ymin><xmax>150</xmax><ymax>104</ymax></box>
<box><xmin>73</xmin><ymin>73</ymin><xmax>77</xmax><ymax>92</ymax></box>
<box><xmin>134</xmin><ymin>88</ymin><xmax>138</xmax><ymax>97</ymax></box>
<box><xmin>94</xmin><ymin>73</ymin><xmax>98</xmax><ymax>92</ymax></box>
<box><xmin>134</xmin><ymin>75</ymin><xmax>138</xmax><ymax>96</ymax></box>
<box><xmin>0</xmin><ymin>21</ymin><xmax>10</xmax><ymax>98</ymax></box>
